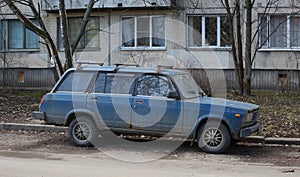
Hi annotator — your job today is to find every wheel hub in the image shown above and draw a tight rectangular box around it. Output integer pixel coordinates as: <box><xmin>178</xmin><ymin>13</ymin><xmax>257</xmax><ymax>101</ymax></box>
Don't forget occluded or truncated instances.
<box><xmin>204</xmin><ymin>128</ymin><xmax>223</xmax><ymax>147</ymax></box>
<box><xmin>74</xmin><ymin>122</ymin><xmax>91</xmax><ymax>142</ymax></box>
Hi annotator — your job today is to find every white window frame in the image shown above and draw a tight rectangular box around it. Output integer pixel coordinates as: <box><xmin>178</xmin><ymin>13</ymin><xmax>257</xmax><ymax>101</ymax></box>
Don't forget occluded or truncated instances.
<box><xmin>259</xmin><ymin>14</ymin><xmax>300</xmax><ymax>50</ymax></box>
<box><xmin>120</xmin><ymin>15</ymin><xmax>166</xmax><ymax>51</ymax></box>
<box><xmin>187</xmin><ymin>15</ymin><xmax>232</xmax><ymax>49</ymax></box>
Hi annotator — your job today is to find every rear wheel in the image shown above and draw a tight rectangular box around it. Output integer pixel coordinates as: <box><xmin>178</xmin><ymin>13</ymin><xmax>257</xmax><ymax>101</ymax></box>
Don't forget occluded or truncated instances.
<box><xmin>197</xmin><ymin>121</ymin><xmax>231</xmax><ymax>153</ymax></box>
<box><xmin>69</xmin><ymin>117</ymin><xmax>99</xmax><ymax>147</ymax></box>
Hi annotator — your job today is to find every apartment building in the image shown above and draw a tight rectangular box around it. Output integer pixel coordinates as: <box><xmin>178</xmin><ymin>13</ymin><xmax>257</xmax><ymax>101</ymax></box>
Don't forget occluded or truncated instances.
<box><xmin>1</xmin><ymin>0</ymin><xmax>300</xmax><ymax>91</ymax></box>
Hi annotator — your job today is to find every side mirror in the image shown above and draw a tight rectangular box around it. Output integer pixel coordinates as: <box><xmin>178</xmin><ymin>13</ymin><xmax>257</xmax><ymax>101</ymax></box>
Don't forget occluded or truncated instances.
<box><xmin>167</xmin><ymin>90</ymin><xmax>180</xmax><ymax>99</ymax></box>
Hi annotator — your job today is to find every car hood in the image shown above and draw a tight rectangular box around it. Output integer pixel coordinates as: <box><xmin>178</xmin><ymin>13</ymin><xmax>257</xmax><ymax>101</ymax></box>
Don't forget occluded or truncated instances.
<box><xmin>198</xmin><ymin>96</ymin><xmax>259</xmax><ymax>112</ymax></box>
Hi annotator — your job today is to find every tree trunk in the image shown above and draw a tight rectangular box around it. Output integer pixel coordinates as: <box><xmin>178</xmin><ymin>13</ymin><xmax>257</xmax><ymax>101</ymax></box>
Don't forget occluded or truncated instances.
<box><xmin>221</xmin><ymin>0</ymin><xmax>244</xmax><ymax>95</ymax></box>
<box><xmin>59</xmin><ymin>0</ymin><xmax>73</xmax><ymax>70</ymax></box>
<box><xmin>45</xmin><ymin>36</ymin><xmax>64</xmax><ymax>78</ymax></box>
<box><xmin>235</xmin><ymin>0</ymin><xmax>244</xmax><ymax>95</ymax></box>
<box><xmin>244</xmin><ymin>0</ymin><xmax>253</xmax><ymax>95</ymax></box>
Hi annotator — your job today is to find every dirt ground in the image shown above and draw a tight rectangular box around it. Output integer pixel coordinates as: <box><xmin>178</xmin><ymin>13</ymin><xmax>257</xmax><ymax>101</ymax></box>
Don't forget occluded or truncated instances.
<box><xmin>0</xmin><ymin>92</ymin><xmax>41</xmax><ymax>124</ymax></box>
<box><xmin>0</xmin><ymin>91</ymin><xmax>300</xmax><ymax>138</ymax></box>
<box><xmin>0</xmin><ymin>129</ymin><xmax>299</xmax><ymax>167</ymax></box>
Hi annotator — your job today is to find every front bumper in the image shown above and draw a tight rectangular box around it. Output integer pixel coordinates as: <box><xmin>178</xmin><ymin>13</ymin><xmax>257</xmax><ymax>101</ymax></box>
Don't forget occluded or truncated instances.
<box><xmin>239</xmin><ymin>122</ymin><xmax>261</xmax><ymax>137</ymax></box>
<box><xmin>32</xmin><ymin>111</ymin><xmax>45</xmax><ymax>120</ymax></box>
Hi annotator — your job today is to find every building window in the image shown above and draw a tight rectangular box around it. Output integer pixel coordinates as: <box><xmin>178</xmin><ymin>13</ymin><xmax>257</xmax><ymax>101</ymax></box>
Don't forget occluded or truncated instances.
<box><xmin>58</xmin><ymin>17</ymin><xmax>100</xmax><ymax>50</ymax></box>
<box><xmin>188</xmin><ymin>15</ymin><xmax>231</xmax><ymax>47</ymax></box>
<box><xmin>259</xmin><ymin>15</ymin><xmax>300</xmax><ymax>49</ymax></box>
<box><xmin>121</xmin><ymin>15</ymin><xmax>166</xmax><ymax>49</ymax></box>
<box><xmin>6</xmin><ymin>20</ymin><xmax>39</xmax><ymax>50</ymax></box>
<box><xmin>188</xmin><ymin>15</ymin><xmax>231</xmax><ymax>48</ymax></box>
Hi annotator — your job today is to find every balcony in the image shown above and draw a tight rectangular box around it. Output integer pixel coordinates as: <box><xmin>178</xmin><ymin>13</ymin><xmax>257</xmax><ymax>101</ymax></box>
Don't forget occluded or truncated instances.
<box><xmin>41</xmin><ymin>0</ymin><xmax>172</xmax><ymax>11</ymax></box>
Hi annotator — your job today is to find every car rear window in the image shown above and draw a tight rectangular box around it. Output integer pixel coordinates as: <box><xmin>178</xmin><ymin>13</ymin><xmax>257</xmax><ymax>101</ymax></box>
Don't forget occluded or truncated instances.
<box><xmin>55</xmin><ymin>71</ymin><xmax>95</xmax><ymax>93</ymax></box>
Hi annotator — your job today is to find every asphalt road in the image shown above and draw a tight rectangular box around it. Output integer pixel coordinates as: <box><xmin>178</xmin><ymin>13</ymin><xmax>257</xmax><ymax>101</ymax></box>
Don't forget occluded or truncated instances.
<box><xmin>0</xmin><ymin>131</ymin><xmax>299</xmax><ymax>177</ymax></box>
<box><xmin>0</xmin><ymin>149</ymin><xmax>299</xmax><ymax>177</ymax></box>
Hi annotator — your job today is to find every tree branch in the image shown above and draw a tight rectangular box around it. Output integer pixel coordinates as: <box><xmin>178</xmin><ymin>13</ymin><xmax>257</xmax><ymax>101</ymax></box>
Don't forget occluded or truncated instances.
<box><xmin>71</xmin><ymin>0</ymin><xmax>98</xmax><ymax>55</ymax></box>
<box><xmin>4</xmin><ymin>0</ymin><xmax>48</xmax><ymax>38</ymax></box>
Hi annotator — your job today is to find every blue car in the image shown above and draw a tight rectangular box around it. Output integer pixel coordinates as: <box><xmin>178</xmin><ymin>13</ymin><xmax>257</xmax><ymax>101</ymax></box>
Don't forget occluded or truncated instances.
<box><xmin>33</xmin><ymin>64</ymin><xmax>261</xmax><ymax>153</ymax></box>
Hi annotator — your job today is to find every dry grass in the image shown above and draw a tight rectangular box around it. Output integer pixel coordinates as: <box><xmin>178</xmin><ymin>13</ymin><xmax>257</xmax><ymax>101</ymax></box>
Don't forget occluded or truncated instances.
<box><xmin>228</xmin><ymin>92</ymin><xmax>300</xmax><ymax>138</ymax></box>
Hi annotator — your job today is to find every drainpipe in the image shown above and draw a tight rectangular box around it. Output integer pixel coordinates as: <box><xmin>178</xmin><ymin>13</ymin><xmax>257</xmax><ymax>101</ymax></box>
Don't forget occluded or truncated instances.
<box><xmin>108</xmin><ymin>11</ymin><xmax>112</xmax><ymax>66</ymax></box>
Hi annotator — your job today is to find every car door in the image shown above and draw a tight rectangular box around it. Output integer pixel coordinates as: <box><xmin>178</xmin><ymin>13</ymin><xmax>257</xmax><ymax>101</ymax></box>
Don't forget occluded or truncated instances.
<box><xmin>131</xmin><ymin>74</ymin><xmax>183</xmax><ymax>133</ymax></box>
<box><xmin>87</xmin><ymin>72</ymin><xmax>137</xmax><ymax>129</ymax></box>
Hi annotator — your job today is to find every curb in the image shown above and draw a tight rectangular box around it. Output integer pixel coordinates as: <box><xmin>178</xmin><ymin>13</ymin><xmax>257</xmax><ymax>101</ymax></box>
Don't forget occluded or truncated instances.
<box><xmin>264</xmin><ymin>137</ymin><xmax>300</xmax><ymax>145</ymax></box>
<box><xmin>1</xmin><ymin>123</ymin><xmax>300</xmax><ymax>146</ymax></box>
<box><xmin>242</xmin><ymin>136</ymin><xmax>300</xmax><ymax>145</ymax></box>
<box><xmin>0</xmin><ymin>123</ymin><xmax>68</xmax><ymax>132</ymax></box>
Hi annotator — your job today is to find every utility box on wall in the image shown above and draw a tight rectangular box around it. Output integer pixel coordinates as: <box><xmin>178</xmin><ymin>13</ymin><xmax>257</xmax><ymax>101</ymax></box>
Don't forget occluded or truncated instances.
<box><xmin>278</xmin><ymin>73</ymin><xmax>288</xmax><ymax>94</ymax></box>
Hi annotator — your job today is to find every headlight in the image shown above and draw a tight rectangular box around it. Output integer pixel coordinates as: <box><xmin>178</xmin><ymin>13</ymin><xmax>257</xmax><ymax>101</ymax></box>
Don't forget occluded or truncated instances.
<box><xmin>243</xmin><ymin>112</ymin><xmax>253</xmax><ymax>122</ymax></box>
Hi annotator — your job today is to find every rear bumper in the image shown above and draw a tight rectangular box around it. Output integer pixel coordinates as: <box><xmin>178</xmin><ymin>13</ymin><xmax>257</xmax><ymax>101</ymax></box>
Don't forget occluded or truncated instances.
<box><xmin>239</xmin><ymin>122</ymin><xmax>261</xmax><ymax>138</ymax></box>
<box><xmin>32</xmin><ymin>111</ymin><xmax>45</xmax><ymax>120</ymax></box>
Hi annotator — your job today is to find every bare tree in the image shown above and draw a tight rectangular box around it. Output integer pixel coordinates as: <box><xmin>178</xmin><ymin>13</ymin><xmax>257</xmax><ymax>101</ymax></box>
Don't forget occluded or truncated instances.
<box><xmin>59</xmin><ymin>0</ymin><xmax>99</xmax><ymax>70</ymax></box>
<box><xmin>219</xmin><ymin>0</ymin><xmax>297</xmax><ymax>95</ymax></box>
<box><xmin>182</xmin><ymin>0</ymin><xmax>300</xmax><ymax>95</ymax></box>
<box><xmin>3</xmin><ymin>0</ymin><xmax>64</xmax><ymax>77</ymax></box>
<box><xmin>3</xmin><ymin>0</ymin><xmax>98</xmax><ymax>77</ymax></box>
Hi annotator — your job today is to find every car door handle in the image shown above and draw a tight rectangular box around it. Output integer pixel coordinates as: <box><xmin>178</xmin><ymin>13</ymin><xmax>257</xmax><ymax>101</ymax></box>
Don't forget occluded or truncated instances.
<box><xmin>91</xmin><ymin>96</ymin><xmax>98</xmax><ymax>100</ymax></box>
<box><xmin>134</xmin><ymin>100</ymin><xmax>144</xmax><ymax>104</ymax></box>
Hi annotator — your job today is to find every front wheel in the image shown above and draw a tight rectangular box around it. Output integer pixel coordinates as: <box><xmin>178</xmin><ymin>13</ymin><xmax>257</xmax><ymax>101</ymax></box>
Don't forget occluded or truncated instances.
<box><xmin>197</xmin><ymin>121</ymin><xmax>231</xmax><ymax>153</ymax></box>
<box><xmin>69</xmin><ymin>117</ymin><xmax>99</xmax><ymax>147</ymax></box>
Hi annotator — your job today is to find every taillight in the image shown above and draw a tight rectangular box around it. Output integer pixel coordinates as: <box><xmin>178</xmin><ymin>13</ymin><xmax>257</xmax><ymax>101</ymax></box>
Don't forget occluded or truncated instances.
<box><xmin>39</xmin><ymin>95</ymin><xmax>45</xmax><ymax>108</ymax></box>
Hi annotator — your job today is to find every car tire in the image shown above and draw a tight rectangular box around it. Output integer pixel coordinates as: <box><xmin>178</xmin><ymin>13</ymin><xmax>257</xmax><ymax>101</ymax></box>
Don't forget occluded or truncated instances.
<box><xmin>69</xmin><ymin>117</ymin><xmax>99</xmax><ymax>147</ymax></box>
<box><xmin>197</xmin><ymin>121</ymin><xmax>231</xmax><ymax>154</ymax></box>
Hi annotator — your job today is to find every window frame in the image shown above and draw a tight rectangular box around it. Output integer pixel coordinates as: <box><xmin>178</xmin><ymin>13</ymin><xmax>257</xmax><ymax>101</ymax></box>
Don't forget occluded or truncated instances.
<box><xmin>57</xmin><ymin>16</ymin><xmax>101</xmax><ymax>51</ymax></box>
<box><xmin>1</xmin><ymin>19</ymin><xmax>40</xmax><ymax>51</ymax></box>
<box><xmin>187</xmin><ymin>14</ymin><xmax>232</xmax><ymax>49</ymax></box>
<box><xmin>120</xmin><ymin>15</ymin><xmax>166</xmax><ymax>51</ymax></box>
<box><xmin>259</xmin><ymin>14</ymin><xmax>300</xmax><ymax>50</ymax></box>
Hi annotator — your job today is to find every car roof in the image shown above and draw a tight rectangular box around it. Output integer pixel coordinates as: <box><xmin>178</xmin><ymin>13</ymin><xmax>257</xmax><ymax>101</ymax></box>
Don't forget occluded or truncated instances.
<box><xmin>68</xmin><ymin>65</ymin><xmax>188</xmax><ymax>76</ymax></box>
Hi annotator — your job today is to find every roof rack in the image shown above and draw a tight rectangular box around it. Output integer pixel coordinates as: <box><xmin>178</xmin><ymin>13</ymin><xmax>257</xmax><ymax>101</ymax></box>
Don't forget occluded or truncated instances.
<box><xmin>156</xmin><ymin>65</ymin><xmax>173</xmax><ymax>73</ymax></box>
<box><xmin>114</xmin><ymin>63</ymin><xmax>139</xmax><ymax>72</ymax></box>
<box><xmin>76</xmin><ymin>62</ymin><xmax>104</xmax><ymax>70</ymax></box>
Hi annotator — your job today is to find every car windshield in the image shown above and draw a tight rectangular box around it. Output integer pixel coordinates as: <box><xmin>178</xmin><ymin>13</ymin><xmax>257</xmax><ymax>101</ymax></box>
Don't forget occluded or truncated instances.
<box><xmin>173</xmin><ymin>74</ymin><xmax>205</xmax><ymax>99</ymax></box>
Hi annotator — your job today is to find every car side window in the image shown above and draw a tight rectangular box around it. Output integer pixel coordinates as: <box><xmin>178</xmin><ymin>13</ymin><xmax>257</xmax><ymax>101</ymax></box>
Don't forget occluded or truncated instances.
<box><xmin>105</xmin><ymin>73</ymin><xmax>138</xmax><ymax>94</ymax></box>
<box><xmin>93</xmin><ymin>73</ymin><xmax>106</xmax><ymax>93</ymax></box>
<box><xmin>136</xmin><ymin>74</ymin><xmax>174</xmax><ymax>97</ymax></box>
<box><xmin>56</xmin><ymin>71</ymin><xmax>94</xmax><ymax>92</ymax></box>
